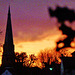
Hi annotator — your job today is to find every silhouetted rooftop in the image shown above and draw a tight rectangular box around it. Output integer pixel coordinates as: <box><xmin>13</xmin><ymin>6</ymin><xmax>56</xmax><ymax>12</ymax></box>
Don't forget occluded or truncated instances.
<box><xmin>61</xmin><ymin>57</ymin><xmax>75</xmax><ymax>70</ymax></box>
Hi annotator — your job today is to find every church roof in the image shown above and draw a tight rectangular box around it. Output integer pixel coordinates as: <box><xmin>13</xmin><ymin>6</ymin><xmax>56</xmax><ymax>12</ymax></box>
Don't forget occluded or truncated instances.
<box><xmin>1</xmin><ymin>70</ymin><xmax>12</xmax><ymax>75</ymax></box>
<box><xmin>0</xmin><ymin>68</ymin><xmax>16</xmax><ymax>75</ymax></box>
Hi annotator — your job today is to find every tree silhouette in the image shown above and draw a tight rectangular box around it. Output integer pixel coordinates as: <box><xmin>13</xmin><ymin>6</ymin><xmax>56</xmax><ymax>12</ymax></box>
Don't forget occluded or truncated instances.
<box><xmin>48</xmin><ymin>6</ymin><xmax>75</xmax><ymax>23</ymax></box>
<box><xmin>29</xmin><ymin>54</ymin><xmax>37</xmax><ymax>67</ymax></box>
<box><xmin>38</xmin><ymin>49</ymin><xmax>61</xmax><ymax>68</ymax></box>
<box><xmin>20</xmin><ymin>52</ymin><xmax>28</xmax><ymax>63</ymax></box>
<box><xmin>48</xmin><ymin>6</ymin><xmax>75</xmax><ymax>51</ymax></box>
<box><xmin>15</xmin><ymin>52</ymin><xmax>28</xmax><ymax>66</ymax></box>
<box><xmin>15</xmin><ymin>52</ymin><xmax>20</xmax><ymax>62</ymax></box>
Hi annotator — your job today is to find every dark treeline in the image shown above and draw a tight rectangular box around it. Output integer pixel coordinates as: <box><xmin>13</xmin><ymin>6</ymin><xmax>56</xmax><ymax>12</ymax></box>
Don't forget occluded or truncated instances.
<box><xmin>0</xmin><ymin>51</ymin><xmax>60</xmax><ymax>75</ymax></box>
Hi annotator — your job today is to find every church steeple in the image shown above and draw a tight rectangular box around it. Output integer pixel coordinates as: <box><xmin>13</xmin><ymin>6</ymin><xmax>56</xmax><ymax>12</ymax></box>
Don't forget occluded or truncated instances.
<box><xmin>8</xmin><ymin>6</ymin><xmax>10</xmax><ymax>15</ymax></box>
<box><xmin>2</xmin><ymin>6</ymin><xmax>15</xmax><ymax>67</ymax></box>
<box><xmin>5</xmin><ymin>6</ymin><xmax>13</xmax><ymax>44</ymax></box>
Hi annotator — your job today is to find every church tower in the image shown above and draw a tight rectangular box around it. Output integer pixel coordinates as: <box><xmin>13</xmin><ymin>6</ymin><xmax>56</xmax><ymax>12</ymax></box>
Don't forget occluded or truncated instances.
<box><xmin>2</xmin><ymin>6</ymin><xmax>15</xmax><ymax>67</ymax></box>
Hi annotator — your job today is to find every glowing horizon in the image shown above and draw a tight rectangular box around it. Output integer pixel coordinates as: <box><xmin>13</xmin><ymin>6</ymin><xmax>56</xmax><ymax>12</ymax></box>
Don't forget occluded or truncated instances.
<box><xmin>0</xmin><ymin>0</ymin><xmax>75</xmax><ymax>66</ymax></box>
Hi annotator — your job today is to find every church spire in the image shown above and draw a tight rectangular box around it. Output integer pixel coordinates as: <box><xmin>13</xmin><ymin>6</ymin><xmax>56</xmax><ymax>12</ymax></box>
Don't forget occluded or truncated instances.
<box><xmin>5</xmin><ymin>6</ymin><xmax>13</xmax><ymax>44</ymax></box>
<box><xmin>2</xmin><ymin>6</ymin><xmax>15</xmax><ymax>67</ymax></box>
<box><xmin>8</xmin><ymin>6</ymin><xmax>11</xmax><ymax>16</ymax></box>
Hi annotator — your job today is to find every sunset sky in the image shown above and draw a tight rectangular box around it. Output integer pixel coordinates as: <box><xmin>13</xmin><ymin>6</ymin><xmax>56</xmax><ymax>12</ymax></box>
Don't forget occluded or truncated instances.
<box><xmin>0</xmin><ymin>0</ymin><xmax>75</xmax><ymax>61</ymax></box>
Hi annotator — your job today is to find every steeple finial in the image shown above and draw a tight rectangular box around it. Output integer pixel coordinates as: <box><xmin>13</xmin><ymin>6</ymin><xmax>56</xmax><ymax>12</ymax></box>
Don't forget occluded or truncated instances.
<box><xmin>8</xmin><ymin>5</ymin><xmax>11</xmax><ymax>16</ymax></box>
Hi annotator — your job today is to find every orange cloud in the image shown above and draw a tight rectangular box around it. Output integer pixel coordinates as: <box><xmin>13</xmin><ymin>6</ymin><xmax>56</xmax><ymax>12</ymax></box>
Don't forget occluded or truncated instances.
<box><xmin>14</xmin><ymin>32</ymin><xmax>62</xmax><ymax>55</ymax></box>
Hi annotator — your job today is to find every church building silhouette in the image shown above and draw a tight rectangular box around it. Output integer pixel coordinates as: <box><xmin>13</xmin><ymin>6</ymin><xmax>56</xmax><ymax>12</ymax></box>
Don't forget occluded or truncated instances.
<box><xmin>0</xmin><ymin>6</ymin><xmax>16</xmax><ymax>75</ymax></box>
<box><xmin>2</xmin><ymin>6</ymin><xmax>15</xmax><ymax>67</ymax></box>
